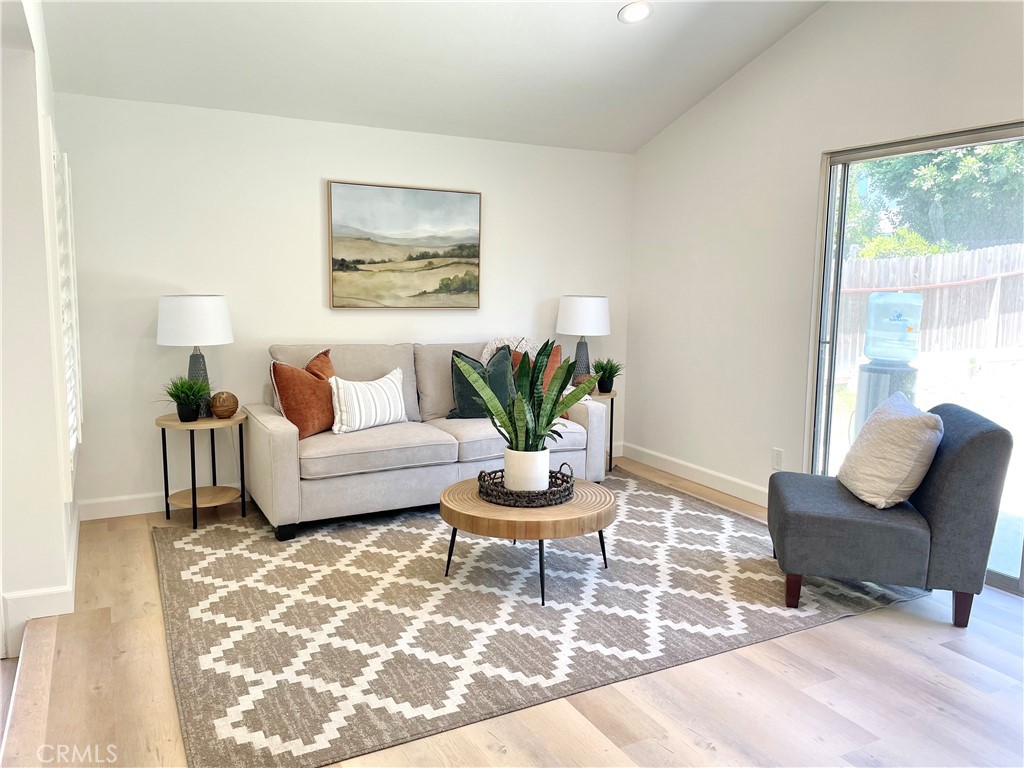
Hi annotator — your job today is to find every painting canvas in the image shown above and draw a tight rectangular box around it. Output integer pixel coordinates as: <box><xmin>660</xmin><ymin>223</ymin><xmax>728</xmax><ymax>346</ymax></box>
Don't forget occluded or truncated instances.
<box><xmin>329</xmin><ymin>181</ymin><xmax>481</xmax><ymax>308</ymax></box>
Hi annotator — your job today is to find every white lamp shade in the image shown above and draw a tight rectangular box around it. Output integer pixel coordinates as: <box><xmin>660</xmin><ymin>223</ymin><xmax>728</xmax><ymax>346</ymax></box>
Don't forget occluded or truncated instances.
<box><xmin>556</xmin><ymin>295</ymin><xmax>610</xmax><ymax>336</ymax></box>
<box><xmin>157</xmin><ymin>295</ymin><xmax>234</xmax><ymax>347</ymax></box>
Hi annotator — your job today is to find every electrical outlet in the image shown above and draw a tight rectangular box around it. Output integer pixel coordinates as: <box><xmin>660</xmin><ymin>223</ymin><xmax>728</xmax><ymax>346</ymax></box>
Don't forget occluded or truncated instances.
<box><xmin>772</xmin><ymin>447</ymin><xmax>784</xmax><ymax>470</ymax></box>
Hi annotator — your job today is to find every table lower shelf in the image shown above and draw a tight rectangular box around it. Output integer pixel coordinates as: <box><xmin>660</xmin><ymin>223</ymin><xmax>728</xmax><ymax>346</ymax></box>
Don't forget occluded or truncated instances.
<box><xmin>168</xmin><ymin>485</ymin><xmax>241</xmax><ymax>509</ymax></box>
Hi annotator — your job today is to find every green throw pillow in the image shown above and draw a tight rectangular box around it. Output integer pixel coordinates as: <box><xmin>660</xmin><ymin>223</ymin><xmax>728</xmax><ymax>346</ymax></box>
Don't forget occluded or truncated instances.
<box><xmin>448</xmin><ymin>346</ymin><xmax>514</xmax><ymax>419</ymax></box>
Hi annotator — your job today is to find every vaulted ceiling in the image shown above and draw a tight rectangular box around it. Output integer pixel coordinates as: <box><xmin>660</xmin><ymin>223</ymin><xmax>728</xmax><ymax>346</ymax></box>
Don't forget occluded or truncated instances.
<box><xmin>42</xmin><ymin>1</ymin><xmax>822</xmax><ymax>152</ymax></box>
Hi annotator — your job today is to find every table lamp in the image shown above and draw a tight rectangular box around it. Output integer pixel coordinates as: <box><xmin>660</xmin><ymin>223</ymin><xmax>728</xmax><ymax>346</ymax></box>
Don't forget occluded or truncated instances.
<box><xmin>556</xmin><ymin>295</ymin><xmax>610</xmax><ymax>383</ymax></box>
<box><xmin>157</xmin><ymin>295</ymin><xmax>234</xmax><ymax>417</ymax></box>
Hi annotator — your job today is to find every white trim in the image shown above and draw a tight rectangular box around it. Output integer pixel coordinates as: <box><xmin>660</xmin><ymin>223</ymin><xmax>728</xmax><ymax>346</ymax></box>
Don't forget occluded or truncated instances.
<box><xmin>79</xmin><ymin>484</ymin><xmax>245</xmax><ymax>521</ymax></box>
<box><xmin>2</xmin><ymin>583</ymin><xmax>74</xmax><ymax>658</ymax></box>
<box><xmin>622</xmin><ymin>443</ymin><xmax>768</xmax><ymax>507</ymax></box>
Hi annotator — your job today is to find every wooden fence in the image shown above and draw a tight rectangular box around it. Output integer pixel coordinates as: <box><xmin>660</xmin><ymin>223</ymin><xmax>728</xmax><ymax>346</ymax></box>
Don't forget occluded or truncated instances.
<box><xmin>835</xmin><ymin>244</ymin><xmax>1024</xmax><ymax>378</ymax></box>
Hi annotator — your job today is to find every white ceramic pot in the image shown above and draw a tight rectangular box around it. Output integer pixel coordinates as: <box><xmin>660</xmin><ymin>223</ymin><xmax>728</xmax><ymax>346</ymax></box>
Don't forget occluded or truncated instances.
<box><xmin>503</xmin><ymin>447</ymin><xmax>551</xmax><ymax>491</ymax></box>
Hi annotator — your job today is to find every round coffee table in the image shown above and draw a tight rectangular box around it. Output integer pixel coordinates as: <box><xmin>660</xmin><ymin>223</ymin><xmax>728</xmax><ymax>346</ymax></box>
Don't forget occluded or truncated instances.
<box><xmin>439</xmin><ymin>478</ymin><xmax>617</xmax><ymax>605</ymax></box>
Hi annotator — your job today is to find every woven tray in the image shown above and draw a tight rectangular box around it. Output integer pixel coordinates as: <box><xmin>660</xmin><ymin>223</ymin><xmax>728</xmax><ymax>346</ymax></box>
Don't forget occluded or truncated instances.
<box><xmin>477</xmin><ymin>463</ymin><xmax>575</xmax><ymax>508</ymax></box>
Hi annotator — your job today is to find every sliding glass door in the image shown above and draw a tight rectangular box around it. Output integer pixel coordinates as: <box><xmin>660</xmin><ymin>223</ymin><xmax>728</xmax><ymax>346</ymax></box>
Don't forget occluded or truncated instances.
<box><xmin>813</xmin><ymin>125</ymin><xmax>1024</xmax><ymax>593</ymax></box>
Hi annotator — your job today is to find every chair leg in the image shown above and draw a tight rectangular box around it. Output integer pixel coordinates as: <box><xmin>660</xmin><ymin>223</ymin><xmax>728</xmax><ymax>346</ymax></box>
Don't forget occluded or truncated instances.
<box><xmin>953</xmin><ymin>591</ymin><xmax>974</xmax><ymax>628</ymax></box>
<box><xmin>785</xmin><ymin>573</ymin><xmax>802</xmax><ymax>608</ymax></box>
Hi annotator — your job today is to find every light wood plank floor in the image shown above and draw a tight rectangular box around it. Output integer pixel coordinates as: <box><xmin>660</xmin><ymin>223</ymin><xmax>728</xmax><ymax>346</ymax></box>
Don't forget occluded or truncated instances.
<box><xmin>2</xmin><ymin>459</ymin><xmax>1021</xmax><ymax>767</ymax></box>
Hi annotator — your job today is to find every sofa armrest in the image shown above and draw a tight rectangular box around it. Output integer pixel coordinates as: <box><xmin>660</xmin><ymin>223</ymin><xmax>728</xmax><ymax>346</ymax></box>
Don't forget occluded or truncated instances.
<box><xmin>566</xmin><ymin>399</ymin><xmax>607</xmax><ymax>482</ymax></box>
<box><xmin>243</xmin><ymin>403</ymin><xmax>300</xmax><ymax>529</ymax></box>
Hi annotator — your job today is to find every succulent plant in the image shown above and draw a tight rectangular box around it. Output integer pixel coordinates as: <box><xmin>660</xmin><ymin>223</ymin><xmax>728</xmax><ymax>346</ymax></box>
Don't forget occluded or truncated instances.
<box><xmin>163</xmin><ymin>376</ymin><xmax>211</xmax><ymax>407</ymax></box>
<box><xmin>593</xmin><ymin>358</ymin><xmax>624</xmax><ymax>382</ymax></box>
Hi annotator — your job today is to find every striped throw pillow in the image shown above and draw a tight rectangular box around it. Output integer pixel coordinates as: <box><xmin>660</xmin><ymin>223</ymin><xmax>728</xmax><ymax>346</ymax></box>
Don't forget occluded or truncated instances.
<box><xmin>330</xmin><ymin>368</ymin><xmax>408</xmax><ymax>434</ymax></box>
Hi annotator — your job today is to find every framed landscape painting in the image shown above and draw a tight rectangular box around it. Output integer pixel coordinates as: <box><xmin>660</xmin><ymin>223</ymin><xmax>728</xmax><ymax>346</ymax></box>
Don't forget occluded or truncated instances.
<box><xmin>328</xmin><ymin>181</ymin><xmax>481</xmax><ymax>308</ymax></box>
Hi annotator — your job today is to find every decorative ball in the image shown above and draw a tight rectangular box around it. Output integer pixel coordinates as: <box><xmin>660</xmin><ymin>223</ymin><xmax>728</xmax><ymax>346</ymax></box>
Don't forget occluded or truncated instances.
<box><xmin>210</xmin><ymin>391</ymin><xmax>239</xmax><ymax>419</ymax></box>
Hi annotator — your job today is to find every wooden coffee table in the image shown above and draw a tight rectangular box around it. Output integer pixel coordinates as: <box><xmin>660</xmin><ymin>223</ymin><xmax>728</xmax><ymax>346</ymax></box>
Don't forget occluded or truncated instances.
<box><xmin>439</xmin><ymin>478</ymin><xmax>617</xmax><ymax>605</ymax></box>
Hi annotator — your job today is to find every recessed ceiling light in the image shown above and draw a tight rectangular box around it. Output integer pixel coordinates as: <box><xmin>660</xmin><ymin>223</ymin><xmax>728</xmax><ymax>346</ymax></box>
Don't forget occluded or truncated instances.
<box><xmin>618</xmin><ymin>1</ymin><xmax>653</xmax><ymax>24</ymax></box>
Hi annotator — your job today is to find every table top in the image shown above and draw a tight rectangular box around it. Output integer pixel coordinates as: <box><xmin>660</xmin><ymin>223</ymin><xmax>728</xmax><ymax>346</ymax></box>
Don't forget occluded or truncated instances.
<box><xmin>155</xmin><ymin>411</ymin><xmax>247</xmax><ymax>430</ymax></box>
<box><xmin>439</xmin><ymin>478</ymin><xmax>616</xmax><ymax>540</ymax></box>
<box><xmin>590</xmin><ymin>390</ymin><xmax>617</xmax><ymax>399</ymax></box>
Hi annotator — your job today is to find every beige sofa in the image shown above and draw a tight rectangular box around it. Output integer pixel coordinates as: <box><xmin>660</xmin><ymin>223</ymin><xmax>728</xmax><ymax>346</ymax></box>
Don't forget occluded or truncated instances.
<box><xmin>243</xmin><ymin>342</ymin><xmax>607</xmax><ymax>539</ymax></box>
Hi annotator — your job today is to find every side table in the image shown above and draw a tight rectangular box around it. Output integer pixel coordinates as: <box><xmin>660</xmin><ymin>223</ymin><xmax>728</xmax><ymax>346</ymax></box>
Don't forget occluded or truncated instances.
<box><xmin>590</xmin><ymin>390</ymin><xmax>616</xmax><ymax>472</ymax></box>
<box><xmin>155</xmin><ymin>411</ymin><xmax>247</xmax><ymax>529</ymax></box>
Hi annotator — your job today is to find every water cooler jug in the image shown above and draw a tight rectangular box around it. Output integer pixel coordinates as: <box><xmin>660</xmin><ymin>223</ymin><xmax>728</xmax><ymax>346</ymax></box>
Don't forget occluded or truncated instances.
<box><xmin>854</xmin><ymin>292</ymin><xmax>923</xmax><ymax>433</ymax></box>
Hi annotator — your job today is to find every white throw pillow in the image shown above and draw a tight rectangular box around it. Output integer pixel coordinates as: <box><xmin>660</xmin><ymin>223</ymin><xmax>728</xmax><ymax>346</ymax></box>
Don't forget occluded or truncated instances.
<box><xmin>330</xmin><ymin>368</ymin><xmax>407</xmax><ymax>434</ymax></box>
<box><xmin>837</xmin><ymin>392</ymin><xmax>944</xmax><ymax>509</ymax></box>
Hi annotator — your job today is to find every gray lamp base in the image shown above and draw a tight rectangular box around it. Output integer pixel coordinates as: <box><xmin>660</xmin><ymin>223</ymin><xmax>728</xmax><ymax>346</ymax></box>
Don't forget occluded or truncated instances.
<box><xmin>572</xmin><ymin>336</ymin><xmax>591</xmax><ymax>385</ymax></box>
<box><xmin>188</xmin><ymin>346</ymin><xmax>211</xmax><ymax>418</ymax></box>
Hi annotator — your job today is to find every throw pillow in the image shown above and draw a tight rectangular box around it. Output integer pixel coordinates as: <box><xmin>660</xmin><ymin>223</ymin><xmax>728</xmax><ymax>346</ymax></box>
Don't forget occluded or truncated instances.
<box><xmin>270</xmin><ymin>349</ymin><xmax>335</xmax><ymax>439</ymax></box>
<box><xmin>448</xmin><ymin>346</ymin><xmax>514</xmax><ymax>419</ymax></box>
<box><xmin>837</xmin><ymin>392</ymin><xmax>944</xmax><ymax>509</ymax></box>
<box><xmin>330</xmin><ymin>368</ymin><xmax>408</xmax><ymax>434</ymax></box>
<box><xmin>512</xmin><ymin>345</ymin><xmax>562</xmax><ymax>391</ymax></box>
<box><xmin>481</xmin><ymin>336</ymin><xmax>540</xmax><ymax>364</ymax></box>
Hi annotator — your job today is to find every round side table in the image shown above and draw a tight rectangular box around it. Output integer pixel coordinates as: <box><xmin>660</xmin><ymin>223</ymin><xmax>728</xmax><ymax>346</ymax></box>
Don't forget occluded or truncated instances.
<box><xmin>155</xmin><ymin>411</ymin><xmax>247</xmax><ymax>529</ymax></box>
<box><xmin>439</xmin><ymin>478</ymin><xmax>617</xmax><ymax>605</ymax></box>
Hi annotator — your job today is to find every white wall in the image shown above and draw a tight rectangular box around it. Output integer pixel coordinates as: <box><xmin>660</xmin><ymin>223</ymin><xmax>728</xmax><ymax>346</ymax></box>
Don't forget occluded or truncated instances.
<box><xmin>627</xmin><ymin>1</ymin><xmax>1024</xmax><ymax>505</ymax></box>
<box><xmin>1</xmin><ymin>0</ymin><xmax>77</xmax><ymax>656</ymax></box>
<box><xmin>54</xmin><ymin>95</ymin><xmax>633</xmax><ymax>518</ymax></box>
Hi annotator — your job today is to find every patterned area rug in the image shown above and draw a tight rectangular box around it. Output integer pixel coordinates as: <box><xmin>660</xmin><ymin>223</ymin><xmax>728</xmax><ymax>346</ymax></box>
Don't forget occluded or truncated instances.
<box><xmin>152</xmin><ymin>470</ymin><xmax>923</xmax><ymax>768</ymax></box>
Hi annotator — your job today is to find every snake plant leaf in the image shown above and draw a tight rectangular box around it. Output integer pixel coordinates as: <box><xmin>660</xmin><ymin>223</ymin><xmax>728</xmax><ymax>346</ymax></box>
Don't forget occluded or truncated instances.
<box><xmin>530</xmin><ymin>340</ymin><xmax>554</xmax><ymax>405</ymax></box>
<box><xmin>485</xmin><ymin>411</ymin><xmax>513</xmax><ymax>448</ymax></box>
<box><xmin>537</xmin><ymin>357</ymin><xmax>576</xmax><ymax>430</ymax></box>
<box><xmin>515</xmin><ymin>352</ymin><xmax>532</xmax><ymax>402</ymax></box>
<box><xmin>512</xmin><ymin>393</ymin><xmax>530</xmax><ymax>452</ymax></box>
<box><xmin>553</xmin><ymin>375</ymin><xmax>598</xmax><ymax>416</ymax></box>
<box><xmin>453</xmin><ymin>356</ymin><xmax>515</xmax><ymax>438</ymax></box>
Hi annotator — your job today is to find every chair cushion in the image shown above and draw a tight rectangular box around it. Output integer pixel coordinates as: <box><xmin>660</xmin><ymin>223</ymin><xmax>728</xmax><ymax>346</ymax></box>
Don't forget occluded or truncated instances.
<box><xmin>414</xmin><ymin>342</ymin><xmax>486</xmax><ymax>421</ymax></box>
<box><xmin>298</xmin><ymin>422</ymin><xmax>457</xmax><ymax>480</ymax></box>
<box><xmin>427</xmin><ymin>417</ymin><xmax>586</xmax><ymax>462</ymax></box>
<box><xmin>767</xmin><ymin>472</ymin><xmax>931</xmax><ymax>588</ymax></box>
<box><xmin>838</xmin><ymin>392</ymin><xmax>944</xmax><ymax>509</ymax></box>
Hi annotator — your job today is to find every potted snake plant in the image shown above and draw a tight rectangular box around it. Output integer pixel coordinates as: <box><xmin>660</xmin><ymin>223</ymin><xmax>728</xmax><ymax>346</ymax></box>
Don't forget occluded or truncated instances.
<box><xmin>454</xmin><ymin>339</ymin><xmax>597</xmax><ymax>490</ymax></box>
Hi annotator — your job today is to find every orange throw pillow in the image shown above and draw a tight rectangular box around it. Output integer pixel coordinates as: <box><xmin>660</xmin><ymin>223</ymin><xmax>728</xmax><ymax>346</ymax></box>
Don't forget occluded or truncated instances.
<box><xmin>512</xmin><ymin>345</ymin><xmax>562</xmax><ymax>391</ymax></box>
<box><xmin>271</xmin><ymin>349</ymin><xmax>335</xmax><ymax>439</ymax></box>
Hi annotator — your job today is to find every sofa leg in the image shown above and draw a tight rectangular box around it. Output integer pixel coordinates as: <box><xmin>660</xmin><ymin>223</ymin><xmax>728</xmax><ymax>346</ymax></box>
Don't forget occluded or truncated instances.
<box><xmin>785</xmin><ymin>573</ymin><xmax>802</xmax><ymax>608</ymax></box>
<box><xmin>275</xmin><ymin>524</ymin><xmax>298</xmax><ymax>542</ymax></box>
<box><xmin>953</xmin><ymin>591</ymin><xmax>974</xmax><ymax>628</ymax></box>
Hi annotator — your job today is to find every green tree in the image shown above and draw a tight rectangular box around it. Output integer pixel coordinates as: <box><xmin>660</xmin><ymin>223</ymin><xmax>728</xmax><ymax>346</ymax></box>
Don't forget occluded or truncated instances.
<box><xmin>853</xmin><ymin>140</ymin><xmax>1023</xmax><ymax>250</ymax></box>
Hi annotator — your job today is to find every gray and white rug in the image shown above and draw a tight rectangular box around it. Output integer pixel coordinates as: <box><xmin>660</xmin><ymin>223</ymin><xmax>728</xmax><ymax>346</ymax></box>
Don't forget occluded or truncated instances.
<box><xmin>152</xmin><ymin>470</ymin><xmax>924</xmax><ymax>768</ymax></box>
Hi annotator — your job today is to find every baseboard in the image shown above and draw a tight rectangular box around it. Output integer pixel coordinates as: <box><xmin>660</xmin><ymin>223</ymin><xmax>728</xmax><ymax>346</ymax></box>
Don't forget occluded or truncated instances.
<box><xmin>621</xmin><ymin>443</ymin><xmax>769</xmax><ymax>507</ymax></box>
<box><xmin>79</xmin><ymin>484</ymin><xmax>246</xmax><ymax>521</ymax></box>
<box><xmin>2</xmin><ymin>584</ymin><xmax>74</xmax><ymax>657</ymax></box>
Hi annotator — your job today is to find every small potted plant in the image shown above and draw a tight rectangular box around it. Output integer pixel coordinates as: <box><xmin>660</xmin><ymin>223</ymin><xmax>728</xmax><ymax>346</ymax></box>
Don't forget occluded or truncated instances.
<box><xmin>164</xmin><ymin>376</ymin><xmax>211</xmax><ymax>423</ymax></box>
<box><xmin>454</xmin><ymin>340</ymin><xmax>596</xmax><ymax>490</ymax></box>
<box><xmin>592</xmin><ymin>358</ymin><xmax>623</xmax><ymax>394</ymax></box>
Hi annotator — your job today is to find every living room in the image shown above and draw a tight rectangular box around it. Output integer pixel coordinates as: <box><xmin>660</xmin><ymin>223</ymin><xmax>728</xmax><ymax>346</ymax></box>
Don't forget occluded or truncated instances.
<box><xmin>2</xmin><ymin>1</ymin><xmax>1022</xmax><ymax>766</ymax></box>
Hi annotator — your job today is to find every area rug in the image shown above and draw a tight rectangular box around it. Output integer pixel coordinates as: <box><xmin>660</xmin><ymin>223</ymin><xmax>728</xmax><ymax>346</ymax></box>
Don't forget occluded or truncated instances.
<box><xmin>152</xmin><ymin>469</ymin><xmax>924</xmax><ymax>768</ymax></box>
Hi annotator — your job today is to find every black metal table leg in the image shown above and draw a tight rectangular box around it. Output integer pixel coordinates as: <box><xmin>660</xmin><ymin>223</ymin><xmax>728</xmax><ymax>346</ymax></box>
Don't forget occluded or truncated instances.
<box><xmin>608</xmin><ymin>398</ymin><xmax>615</xmax><ymax>472</ymax></box>
<box><xmin>210</xmin><ymin>429</ymin><xmax>217</xmax><ymax>486</ymax></box>
<box><xmin>161</xmin><ymin>428</ymin><xmax>170</xmax><ymax>520</ymax></box>
<box><xmin>599</xmin><ymin>529</ymin><xmax>608</xmax><ymax>569</ymax></box>
<box><xmin>444</xmin><ymin>528</ymin><xmax>458</xmax><ymax>576</ymax></box>
<box><xmin>539</xmin><ymin>540</ymin><xmax>545</xmax><ymax>605</ymax></box>
<box><xmin>189</xmin><ymin>430</ymin><xmax>198</xmax><ymax>529</ymax></box>
<box><xmin>239</xmin><ymin>422</ymin><xmax>246</xmax><ymax>517</ymax></box>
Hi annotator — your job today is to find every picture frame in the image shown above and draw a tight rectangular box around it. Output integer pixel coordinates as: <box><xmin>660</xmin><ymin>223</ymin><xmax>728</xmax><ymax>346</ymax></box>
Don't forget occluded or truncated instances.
<box><xmin>327</xmin><ymin>180</ymin><xmax>481</xmax><ymax>309</ymax></box>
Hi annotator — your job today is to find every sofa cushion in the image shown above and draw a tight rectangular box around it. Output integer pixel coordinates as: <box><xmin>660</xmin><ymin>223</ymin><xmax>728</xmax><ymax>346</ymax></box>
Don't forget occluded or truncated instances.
<box><xmin>449</xmin><ymin>346</ymin><xmax>515</xmax><ymax>419</ymax></box>
<box><xmin>270</xmin><ymin>343</ymin><xmax>421</xmax><ymax>422</ymax></box>
<box><xmin>414</xmin><ymin>342</ymin><xmax>486</xmax><ymax>421</ymax></box>
<box><xmin>330</xmin><ymin>368</ymin><xmax>407</xmax><ymax>433</ymax></box>
<box><xmin>427</xmin><ymin>417</ymin><xmax>587</xmax><ymax>462</ymax></box>
<box><xmin>298</xmin><ymin>422</ymin><xmax>457</xmax><ymax>480</ymax></box>
<box><xmin>270</xmin><ymin>350</ymin><xmax>335</xmax><ymax>439</ymax></box>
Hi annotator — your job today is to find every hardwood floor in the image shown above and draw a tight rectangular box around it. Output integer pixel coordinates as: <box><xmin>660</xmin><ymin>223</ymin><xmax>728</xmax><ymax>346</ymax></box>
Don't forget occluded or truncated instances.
<box><xmin>2</xmin><ymin>461</ymin><xmax>1021</xmax><ymax>767</ymax></box>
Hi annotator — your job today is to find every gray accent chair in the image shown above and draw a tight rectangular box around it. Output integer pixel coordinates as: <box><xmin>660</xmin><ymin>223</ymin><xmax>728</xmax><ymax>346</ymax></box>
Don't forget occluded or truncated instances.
<box><xmin>768</xmin><ymin>404</ymin><xmax>1012</xmax><ymax>627</ymax></box>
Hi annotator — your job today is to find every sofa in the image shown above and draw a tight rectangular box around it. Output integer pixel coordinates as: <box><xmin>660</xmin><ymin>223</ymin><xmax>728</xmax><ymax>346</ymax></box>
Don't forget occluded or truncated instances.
<box><xmin>243</xmin><ymin>342</ymin><xmax>608</xmax><ymax>539</ymax></box>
